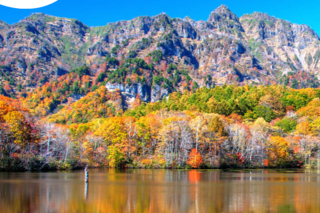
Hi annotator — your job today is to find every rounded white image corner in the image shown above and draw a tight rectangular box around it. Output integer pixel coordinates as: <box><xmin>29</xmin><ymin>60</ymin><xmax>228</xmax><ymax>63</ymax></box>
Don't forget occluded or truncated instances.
<box><xmin>0</xmin><ymin>0</ymin><xmax>58</xmax><ymax>9</ymax></box>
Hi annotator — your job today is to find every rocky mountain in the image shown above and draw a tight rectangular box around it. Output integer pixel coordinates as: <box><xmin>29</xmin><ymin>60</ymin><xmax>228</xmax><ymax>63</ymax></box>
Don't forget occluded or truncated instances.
<box><xmin>1</xmin><ymin>5</ymin><xmax>320</xmax><ymax>99</ymax></box>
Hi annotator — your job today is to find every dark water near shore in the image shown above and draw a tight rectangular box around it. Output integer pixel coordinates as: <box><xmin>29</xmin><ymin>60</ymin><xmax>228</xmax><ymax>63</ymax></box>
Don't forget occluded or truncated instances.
<box><xmin>1</xmin><ymin>169</ymin><xmax>320</xmax><ymax>213</ymax></box>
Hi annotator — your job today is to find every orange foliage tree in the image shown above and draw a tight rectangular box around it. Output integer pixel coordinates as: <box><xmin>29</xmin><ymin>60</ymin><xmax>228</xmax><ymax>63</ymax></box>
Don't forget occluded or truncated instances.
<box><xmin>187</xmin><ymin>148</ymin><xmax>203</xmax><ymax>168</ymax></box>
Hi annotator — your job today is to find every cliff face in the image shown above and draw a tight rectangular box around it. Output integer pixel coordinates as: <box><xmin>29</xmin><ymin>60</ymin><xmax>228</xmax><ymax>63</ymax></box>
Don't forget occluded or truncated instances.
<box><xmin>106</xmin><ymin>82</ymin><xmax>151</xmax><ymax>107</ymax></box>
<box><xmin>240</xmin><ymin>12</ymin><xmax>320</xmax><ymax>76</ymax></box>
<box><xmin>1</xmin><ymin>5</ymin><xmax>320</xmax><ymax>99</ymax></box>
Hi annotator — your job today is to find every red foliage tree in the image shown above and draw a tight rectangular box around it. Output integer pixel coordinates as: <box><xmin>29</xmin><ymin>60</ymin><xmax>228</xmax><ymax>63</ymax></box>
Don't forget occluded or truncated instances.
<box><xmin>187</xmin><ymin>148</ymin><xmax>203</xmax><ymax>168</ymax></box>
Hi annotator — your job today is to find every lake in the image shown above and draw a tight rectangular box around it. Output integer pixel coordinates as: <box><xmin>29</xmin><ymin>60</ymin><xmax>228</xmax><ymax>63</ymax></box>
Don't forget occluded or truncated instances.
<box><xmin>1</xmin><ymin>169</ymin><xmax>320</xmax><ymax>213</ymax></box>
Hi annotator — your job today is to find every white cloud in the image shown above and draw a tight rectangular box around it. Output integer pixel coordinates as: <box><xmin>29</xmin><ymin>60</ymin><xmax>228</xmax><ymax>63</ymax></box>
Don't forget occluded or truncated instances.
<box><xmin>0</xmin><ymin>0</ymin><xmax>57</xmax><ymax>9</ymax></box>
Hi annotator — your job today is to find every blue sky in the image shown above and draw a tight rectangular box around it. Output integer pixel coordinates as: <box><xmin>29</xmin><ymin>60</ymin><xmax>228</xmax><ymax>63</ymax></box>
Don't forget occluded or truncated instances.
<box><xmin>0</xmin><ymin>0</ymin><xmax>319</xmax><ymax>34</ymax></box>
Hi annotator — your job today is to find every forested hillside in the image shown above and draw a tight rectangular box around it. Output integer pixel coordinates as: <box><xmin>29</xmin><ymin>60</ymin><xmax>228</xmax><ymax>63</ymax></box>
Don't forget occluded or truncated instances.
<box><xmin>1</xmin><ymin>85</ymin><xmax>320</xmax><ymax>170</ymax></box>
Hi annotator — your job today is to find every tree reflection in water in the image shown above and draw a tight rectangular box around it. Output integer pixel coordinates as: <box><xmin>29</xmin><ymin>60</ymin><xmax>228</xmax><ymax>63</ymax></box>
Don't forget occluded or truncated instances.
<box><xmin>0</xmin><ymin>169</ymin><xmax>320</xmax><ymax>213</ymax></box>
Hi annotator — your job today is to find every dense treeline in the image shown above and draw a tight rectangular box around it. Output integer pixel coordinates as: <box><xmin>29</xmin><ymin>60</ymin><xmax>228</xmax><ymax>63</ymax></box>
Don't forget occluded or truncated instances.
<box><xmin>46</xmin><ymin>86</ymin><xmax>122</xmax><ymax>124</ymax></box>
<box><xmin>125</xmin><ymin>85</ymin><xmax>319</xmax><ymax>120</ymax></box>
<box><xmin>21</xmin><ymin>66</ymin><xmax>107</xmax><ymax>118</ymax></box>
<box><xmin>2</xmin><ymin>85</ymin><xmax>320</xmax><ymax>170</ymax></box>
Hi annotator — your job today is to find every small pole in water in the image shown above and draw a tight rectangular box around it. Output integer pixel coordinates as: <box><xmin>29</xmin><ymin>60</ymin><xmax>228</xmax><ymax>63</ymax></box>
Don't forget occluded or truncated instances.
<box><xmin>84</xmin><ymin>181</ymin><xmax>88</xmax><ymax>201</ymax></box>
<box><xmin>85</xmin><ymin>164</ymin><xmax>89</xmax><ymax>182</ymax></box>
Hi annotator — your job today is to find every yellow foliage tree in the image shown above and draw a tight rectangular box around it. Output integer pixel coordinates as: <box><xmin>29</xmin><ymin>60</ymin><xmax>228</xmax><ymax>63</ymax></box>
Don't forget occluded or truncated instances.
<box><xmin>94</xmin><ymin>117</ymin><xmax>127</xmax><ymax>146</ymax></box>
<box><xmin>296</xmin><ymin>121</ymin><xmax>311</xmax><ymax>135</ymax></box>
<box><xmin>267</xmin><ymin>136</ymin><xmax>289</xmax><ymax>164</ymax></box>
<box><xmin>4</xmin><ymin>111</ymin><xmax>33</xmax><ymax>147</ymax></box>
<box><xmin>297</xmin><ymin>98</ymin><xmax>320</xmax><ymax>117</ymax></box>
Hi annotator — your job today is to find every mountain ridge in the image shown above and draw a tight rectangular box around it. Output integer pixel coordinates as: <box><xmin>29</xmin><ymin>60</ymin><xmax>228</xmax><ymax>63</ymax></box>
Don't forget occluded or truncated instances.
<box><xmin>0</xmin><ymin>5</ymin><xmax>320</xmax><ymax>101</ymax></box>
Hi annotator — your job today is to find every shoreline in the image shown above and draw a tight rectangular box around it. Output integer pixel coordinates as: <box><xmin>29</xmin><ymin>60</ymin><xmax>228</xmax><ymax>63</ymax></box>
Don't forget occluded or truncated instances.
<box><xmin>0</xmin><ymin>166</ymin><xmax>306</xmax><ymax>172</ymax></box>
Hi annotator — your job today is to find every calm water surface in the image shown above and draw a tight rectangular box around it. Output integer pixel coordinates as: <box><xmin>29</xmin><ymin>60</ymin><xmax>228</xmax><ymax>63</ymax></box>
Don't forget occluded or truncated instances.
<box><xmin>1</xmin><ymin>169</ymin><xmax>320</xmax><ymax>213</ymax></box>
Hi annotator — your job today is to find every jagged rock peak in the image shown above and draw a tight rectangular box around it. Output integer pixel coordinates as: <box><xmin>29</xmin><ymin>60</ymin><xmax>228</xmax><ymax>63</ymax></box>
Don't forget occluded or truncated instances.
<box><xmin>183</xmin><ymin>16</ymin><xmax>192</xmax><ymax>21</ymax></box>
<box><xmin>26</xmin><ymin>13</ymin><xmax>54</xmax><ymax>21</ymax></box>
<box><xmin>208</xmin><ymin>4</ymin><xmax>240</xmax><ymax>23</ymax></box>
<box><xmin>240</xmin><ymin>12</ymin><xmax>276</xmax><ymax>22</ymax></box>
<box><xmin>0</xmin><ymin>20</ymin><xmax>9</xmax><ymax>30</ymax></box>
<box><xmin>213</xmin><ymin>5</ymin><xmax>231</xmax><ymax>13</ymax></box>
<box><xmin>0</xmin><ymin>20</ymin><xmax>9</xmax><ymax>26</ymax></box>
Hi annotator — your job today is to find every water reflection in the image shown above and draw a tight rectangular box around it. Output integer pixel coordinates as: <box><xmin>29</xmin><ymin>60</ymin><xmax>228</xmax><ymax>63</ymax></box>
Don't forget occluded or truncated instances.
<box><xmin>1</xmin><ymin>169</ymin><xmax>320</xmax><ymax>213</ymax></box>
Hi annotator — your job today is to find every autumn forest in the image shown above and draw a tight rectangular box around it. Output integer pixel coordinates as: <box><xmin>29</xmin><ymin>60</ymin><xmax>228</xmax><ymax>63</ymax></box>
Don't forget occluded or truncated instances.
<box><xmin>2</xmin><ymin>69</ymin><xmax>320</xmax><ymax>170</ymax></box>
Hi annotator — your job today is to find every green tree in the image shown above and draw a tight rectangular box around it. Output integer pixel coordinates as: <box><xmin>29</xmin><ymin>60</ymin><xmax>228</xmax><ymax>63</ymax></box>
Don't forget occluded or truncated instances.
<box><xmin>151</xmin><ymin>50</ymin><xmax>162</xmax><ymax>63</ymax></box>
<box><xmin>244</xmin><ymin>106</ymin><xmax>276</xmax><ymax>122</ymax></box>
<box><xmin>73</xmin><ymin>66</ymin><xmax>90</xmax><ymax>77</ymax></box>
<box><xmin>276</xmin><ymin>118</ymin><xmax>297</xmax><ymax>133</ymax></box>
<box><xmin>71</xmin><ymin>81</ymin><xmax>80</xmax><ymax>94</ymax></box>
<box><xmin>96</xmin><ymin>72</ymin><xmax>106</xmax><ymax>83</ymax></box>
<box><xmin>291</xmin><ymin>79</ymin><xmax>299</xmax><ymax>89</ymax></box>
<box><xmin>107</xmin><ymin>57</ymin><xmax>119</xmax><ymax>68</ymax></box>
<box><xmin>128</xmin><ymin>50</ymin><xmax>137</xmax><ymax>58</ymax></box>
<box><xmin>107</xmin><ymin>145</ymin><xmax>125</xmax><ymax>168</ymax></box>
